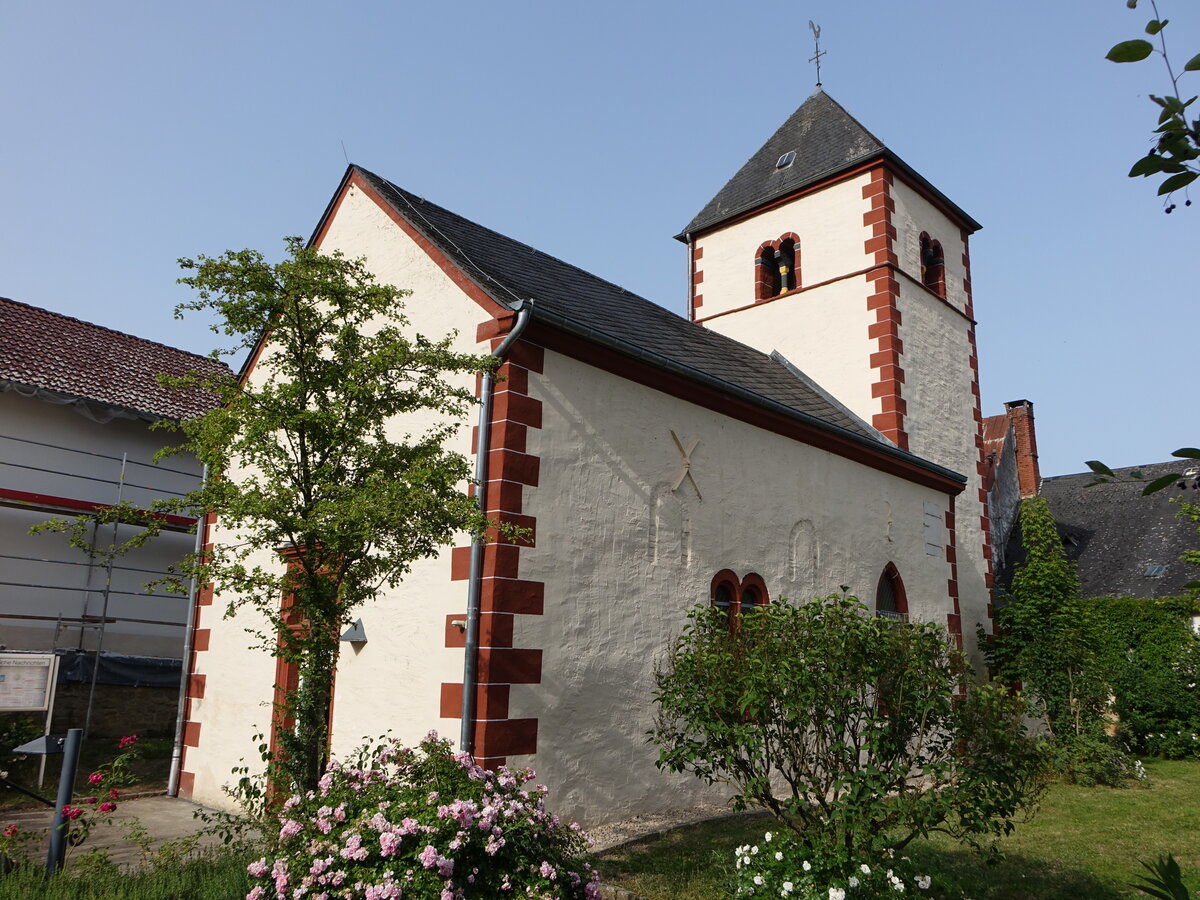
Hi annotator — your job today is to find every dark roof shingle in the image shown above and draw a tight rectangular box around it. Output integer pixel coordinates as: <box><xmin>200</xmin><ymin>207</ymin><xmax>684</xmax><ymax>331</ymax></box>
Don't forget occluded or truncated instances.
<box><xmin>0</xmin><ymin>297</ymin><xmax>227</xmax><ymax>420</ymax></box>
<box><xmin>354</xmin><ymin>167</ymin><xmax>873</xmax><ymax>438</ymax></box>
<box><xmin>999</xmin><ymin>461</ymin><xmax>1200</xmax><ymax>599</ymax></box>
<box><xmin>343</xmin><ymin>166</ymin><xmax>963</xmax><ymax>484</ymax></box>
<box><xmin>679</xmin><ymin>89</ymin><xmax>979</xmax><ymax>237</ymax></box>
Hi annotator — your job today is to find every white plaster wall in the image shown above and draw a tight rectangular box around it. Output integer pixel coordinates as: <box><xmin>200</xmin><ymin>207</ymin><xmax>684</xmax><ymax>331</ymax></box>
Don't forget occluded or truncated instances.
<box><xmin>695</xmin><ymin>174</ymin><xmax>872</xmax><ymax>319</ymax></box>
<box><xmin>510</xmin><ymin>350</ymin><xmax>960</xmax><ymax>825</ymax></box>
<box><xmin>0</xmin><ymin>390</ymin><xmax>201</xmax><ymax>657</ymax></box>
<box><xmin>697</xmin><ymin>175</ymin><xmax>881</xmax><ymax>429</ymax></box>
<box><xmin>888</xmin><ymin>176</ymin><xmax>991</xmax><ymax>656</ymax></box>
<box><xmin>702</xmin><ymin>278</ymin><xmax>878</xmax><ymax>429</ymax></box>
<box><xmin>184</xmin><ymin>184</ymin><xmax>482</xmax><ymax>809</ymax></box>
<box><xmin>890</xmin><ymin>180</ymin><xmax>968</xmax><ymax>317</ymax></box>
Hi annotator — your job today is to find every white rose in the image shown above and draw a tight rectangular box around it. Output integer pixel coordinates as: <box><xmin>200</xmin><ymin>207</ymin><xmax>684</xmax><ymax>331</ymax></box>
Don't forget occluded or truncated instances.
<box><xmin>775</xmin><ymin>852</ymin><xmax>784</xmax><ymax>861</ymax></box>
<box><xmin>829</xmin><ymin>889</ymin><xmax>846</xmax><ymax>900</ymax></box>
<box><xmin>803</xmin><ymin>861</ymin><xmax>812</xmax><ymax>872</ymax></box>
<box><xmin>849</xmin><ymin>877</ymin><xmax>860</xmax><ymax>888</ymax></box>
<box><xmin>754</xmin><ymin>875</ymin><xmax>765</xmax><ymax>885</ymax></box>
<box><xmin>861</xmin><ymin>865</ymin><xmax>871</xmax><ymax>875</ymax></box>
<box><xmin>915</xmin><ymin>875</ymin><xmax>931</xmax><ymax>890</ymax></box>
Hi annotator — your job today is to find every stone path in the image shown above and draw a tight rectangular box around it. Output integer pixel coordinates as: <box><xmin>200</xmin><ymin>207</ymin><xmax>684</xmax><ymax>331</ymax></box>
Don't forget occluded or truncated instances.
<box><xmin>4</xmin><ymin>794</ymin><xmax>227</xmax><ymax>869</ymax></box>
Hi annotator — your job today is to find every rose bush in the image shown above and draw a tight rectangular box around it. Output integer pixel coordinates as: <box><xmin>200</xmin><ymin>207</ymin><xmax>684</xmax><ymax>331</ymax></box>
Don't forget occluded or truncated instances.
<box><xmin>246</xmin><ymin>732</ymin><xmax>600</xmax><ymax>900</ymax></box>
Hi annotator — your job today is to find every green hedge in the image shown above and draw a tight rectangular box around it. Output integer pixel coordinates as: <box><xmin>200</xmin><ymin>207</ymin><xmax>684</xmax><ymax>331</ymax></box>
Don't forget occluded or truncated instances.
<box><xmin>1088</xmin><ymin>595</ymin><xmax>1200</xmax><ymax>757</ymax></box>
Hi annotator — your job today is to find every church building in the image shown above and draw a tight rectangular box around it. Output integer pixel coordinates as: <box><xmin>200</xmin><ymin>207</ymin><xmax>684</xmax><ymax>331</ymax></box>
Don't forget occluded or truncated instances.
<box><xmin>177</xmin><ymin>90</ymin><xmax>996</xmax><ymax>825</ymax></box>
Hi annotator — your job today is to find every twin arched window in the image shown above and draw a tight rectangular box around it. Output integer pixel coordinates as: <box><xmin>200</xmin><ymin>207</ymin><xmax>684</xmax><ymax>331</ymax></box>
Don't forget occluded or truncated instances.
<box><xmin>755</xmin><ymin>235</ymin><xmax>800</xmax><ymax>301</ymax></box>
<box><xmin>919</xmin><ymin>232</ymin><xmax>945</xmax><ymax>298</ymax></box>
<box><xmin>711</xmin><ymin>569</ymin><xmax>770</xmax><ymax>633</ymax></box>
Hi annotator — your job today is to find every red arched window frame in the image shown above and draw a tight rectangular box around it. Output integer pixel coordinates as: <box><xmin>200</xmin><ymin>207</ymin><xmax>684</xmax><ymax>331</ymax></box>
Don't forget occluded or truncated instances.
<box><xmin>738</xmin><ymin>572</ymin><xmax>770</xmax><ymax>619</ymax></box>
<box><xmin>875</xmin><ymin>563</ymin><xmax>908</xmax><ymax>622</ymax></box>
<box><xmin>919</xmin><ymin>232</ymin><xmax>945</xmax><ymax>298</ymax></box>
<box><xmin>754</xmin><ymin>234</ymin><xmax>802</xmax><ymax>302</ymax></box>
<box><xmin>711</xmin><ymin>570</ymin><xmax>770</xmax><ymax>633</ymax></box>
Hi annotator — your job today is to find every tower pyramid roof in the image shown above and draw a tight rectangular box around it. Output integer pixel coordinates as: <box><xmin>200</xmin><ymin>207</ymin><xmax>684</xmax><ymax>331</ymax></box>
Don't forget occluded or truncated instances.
<box><xmin>679</xmin><ymin>89</ymin><xmax>978</xmax><ymax>237</ymax></box>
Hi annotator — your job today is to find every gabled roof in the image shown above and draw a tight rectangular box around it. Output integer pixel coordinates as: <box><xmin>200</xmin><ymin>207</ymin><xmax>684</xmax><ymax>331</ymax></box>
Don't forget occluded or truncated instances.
<box><xmin>679</xmin><ymin>89</ymin><xmax>980</xmax><ymax>238</ymax></box>
<box><xmin>999</xmin><ymin>461</ymin><xmax>1200</xmax><ymax>599</ymax></box>
<box><xmin>0</xmin><ymin>297</ymin><xmax>227</xmax><ymax>420</ymax></box>
<box><xmin>328</xmin><ymin>166</ymin><xmax>965</xmax><ymax>489</ymax></box>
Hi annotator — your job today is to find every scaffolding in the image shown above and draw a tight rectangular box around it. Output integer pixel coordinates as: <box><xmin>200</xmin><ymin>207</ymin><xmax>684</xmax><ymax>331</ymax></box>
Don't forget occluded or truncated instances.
<box><xmin>0</xmin><ymin>431</ymin><xmax>200</xmax><ymax>738</ymax></box>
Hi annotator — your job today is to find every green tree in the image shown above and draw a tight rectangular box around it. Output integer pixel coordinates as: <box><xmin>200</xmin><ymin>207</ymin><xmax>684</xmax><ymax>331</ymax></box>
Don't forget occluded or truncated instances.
<box><xmin>651</xmin><ymin>595</ymin><xmax>1045</xmax><ymax>867</ymax></box>
<box><xmin>987</xmin><ymin>498</ymin><xmax>1131</xmax><ymax>784</ymax></box>
<box><xmin>1107</xmin><ymin>0</ymin><xmax>1200</xmax><ymax>209</ymax></box>
<box><xmin>159</xmin><ymin>237</ymin><xmax>504</xmax><ymax>794</ymax></box>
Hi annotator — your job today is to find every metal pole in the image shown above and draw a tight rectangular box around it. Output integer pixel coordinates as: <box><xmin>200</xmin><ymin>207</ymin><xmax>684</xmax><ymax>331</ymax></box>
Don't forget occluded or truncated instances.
<box><xmin>169</xmin><ymin>466</ymin><xmax>208</xmax><ymax>796</ymax></box>
<box><xmin>83</xmin><ymin>454</ymin><xmax>125</xmax><ymax>740</ymax></box>
<box><xmin>45</xmin><ymin>728</ymin><xmax>82</xmax><ymax>877</ymax></box>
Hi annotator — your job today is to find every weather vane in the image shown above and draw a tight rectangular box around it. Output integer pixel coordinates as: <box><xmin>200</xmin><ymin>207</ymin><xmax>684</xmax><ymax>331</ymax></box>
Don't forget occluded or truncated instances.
<box><xmin>809</xmin><ymin>21</ymin><xmax>825</xmax><ymax>88</ymax></box>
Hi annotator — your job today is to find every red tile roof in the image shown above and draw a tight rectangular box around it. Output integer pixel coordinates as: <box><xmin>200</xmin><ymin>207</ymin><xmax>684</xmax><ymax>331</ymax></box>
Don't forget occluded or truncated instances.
<box><xmin>0</xmin><ymin>297</ymin><xmax>228</xmax><ymax>420</ymax></box>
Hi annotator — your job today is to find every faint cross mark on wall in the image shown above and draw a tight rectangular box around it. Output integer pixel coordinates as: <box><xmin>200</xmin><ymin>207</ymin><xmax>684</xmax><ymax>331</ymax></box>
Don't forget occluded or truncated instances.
<box><xmin>669</xmin><ymin>431</ymin><xmax>702</xmax><ymax>501</ymax></box>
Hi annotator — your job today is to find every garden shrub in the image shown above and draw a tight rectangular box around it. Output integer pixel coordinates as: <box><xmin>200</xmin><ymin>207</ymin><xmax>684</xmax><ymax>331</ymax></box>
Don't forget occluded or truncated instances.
<box><xmin>987</xmin><ymin>498</ymin><xmax>1135</xmax><ymax>784</ymax></box>
<box><xmin>1089</xmin><ymin>594</ymin><xmax>1200</xmax><ymax>758</ymax></box>
<box><xmin>730</xmin><ymin>829</ymin><xmax>935</xmax><ymax>899</ymax></box>
<box><xmin>651</xmin><ymin>595</ymin><xmax>1046</xmax><ymax>895</ymax></box>
<box><xmin>247</xmin><ymin>732</ymin><xmax>599</xmax><ymax>900</ymax></box>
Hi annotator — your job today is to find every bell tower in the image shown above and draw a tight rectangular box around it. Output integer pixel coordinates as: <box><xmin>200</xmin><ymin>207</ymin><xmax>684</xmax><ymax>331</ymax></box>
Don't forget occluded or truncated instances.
<box><xmin>678</xmin><ymin>89</ymin><xmax>995</xmax><ymax>641</ymax></box>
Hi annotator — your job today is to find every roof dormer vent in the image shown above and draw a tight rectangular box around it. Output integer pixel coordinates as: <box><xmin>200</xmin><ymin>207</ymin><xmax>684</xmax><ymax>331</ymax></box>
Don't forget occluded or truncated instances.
<box><xmin>776</xmin><ymin>150</ymin><xmax>796</xmax><ymax>169</ymax></box>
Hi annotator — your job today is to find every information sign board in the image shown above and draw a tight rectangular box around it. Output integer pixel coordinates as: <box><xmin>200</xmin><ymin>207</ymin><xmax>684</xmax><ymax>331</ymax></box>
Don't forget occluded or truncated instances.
<box><xmin>0</xmin><ymin>653</ymin><xmax>59</xmax><ymax>712</ymax></box>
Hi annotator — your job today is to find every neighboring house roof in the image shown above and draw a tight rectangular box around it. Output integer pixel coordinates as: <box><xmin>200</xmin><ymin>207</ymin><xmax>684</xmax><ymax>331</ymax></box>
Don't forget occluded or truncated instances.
<box><xmin>337</xmin><ymin>166</ymin><xmax>965</xmax><ymax>488</ymax></box>
<box><xmin>980</xmin><ymin>413</ymin><xmax>1012</xmax><ymax>492</ymax></box>
<box><xmin>0</xmin><ymin>297</ymin><xmax>227</xmax><ymax>421</ymax></box>
<box><xmin>999</xmin><ymin>461</ymin><xmax>1200</xmax><ymax>599</ymax></box>
<box><xmin>678</xmin><ymin>89</ymin><xmax>980</xmax><ymax>238</ymax></box>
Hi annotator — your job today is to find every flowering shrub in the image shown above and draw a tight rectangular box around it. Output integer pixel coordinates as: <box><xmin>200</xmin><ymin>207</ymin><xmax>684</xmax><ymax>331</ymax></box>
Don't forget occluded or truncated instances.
<box><xmin>247</xmin><ymin>732</ymin><xmax>600</xmax><ymax>900</ymax></box>
<box><xmin>0</xmin><ymin>733</ymin><xmax>139</xmax><ymax>867</ymax></box>
<box><xmin>731</xmin><ymin>830</ymin><xmax>934</xmax><ymax>899</ymax></box>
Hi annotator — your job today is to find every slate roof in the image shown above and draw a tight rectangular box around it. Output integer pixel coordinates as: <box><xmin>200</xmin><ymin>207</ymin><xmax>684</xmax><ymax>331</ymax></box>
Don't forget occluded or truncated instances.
<box><xmin>997</xmin><ymin>461</ymin><xmax>1200</xmax><ymax>599</ymax></box>
<box><xmin>679</xmin><ymin>89</ymin><xmax>979</xmax><ymax>238</ymax></box>
<box><xmin>0</xmin><ymin>297</ymin><xmax>227</xmax><ymax>420</ymax></box>
<box><xmin>344</xmin><ymin>166</ymin><xmax>962</xmax><ymax>485</ymax></box>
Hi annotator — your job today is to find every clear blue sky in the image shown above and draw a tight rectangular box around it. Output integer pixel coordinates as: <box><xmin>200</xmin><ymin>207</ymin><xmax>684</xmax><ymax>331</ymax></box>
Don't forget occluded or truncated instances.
<box><xmin>1</xmin><ymin>1</ymin><xmax>1193</xmax><ymax>477</ymax></box>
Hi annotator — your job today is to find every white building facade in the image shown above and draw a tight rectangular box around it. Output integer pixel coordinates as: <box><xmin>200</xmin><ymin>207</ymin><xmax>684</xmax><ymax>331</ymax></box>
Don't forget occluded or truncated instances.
<box><xmin>179</xmin><ymin>93</ymin><xmax>995</xmax><ymax>825</ymax></box>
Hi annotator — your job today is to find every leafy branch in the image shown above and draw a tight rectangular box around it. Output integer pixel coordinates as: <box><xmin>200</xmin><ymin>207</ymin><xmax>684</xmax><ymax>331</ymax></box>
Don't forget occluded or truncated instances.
<box><xmin>1107</xmin><ymin>0</ymin><xmax>1200</xmax><ymax>209</ymax></box>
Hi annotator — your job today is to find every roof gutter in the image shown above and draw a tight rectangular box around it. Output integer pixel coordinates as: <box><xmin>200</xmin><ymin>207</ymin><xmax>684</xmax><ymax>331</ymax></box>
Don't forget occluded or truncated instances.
<box><xmin>460</xmin><ymin>300</ymin><xmax>533</xmax><ymax>756</ymax></box>
<box><xmin>524</xmin><ymin>305</ymin><xmax>966</xmax><ymax>490</ymax></box>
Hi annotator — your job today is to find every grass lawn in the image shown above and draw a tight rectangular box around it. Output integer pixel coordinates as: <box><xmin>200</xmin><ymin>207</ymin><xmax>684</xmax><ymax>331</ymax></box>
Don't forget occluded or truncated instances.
<box><xmin>0</xmin><ymin>852</ymin><xmax>254</xmax><ymax>900</ymax></box>
<box><xmin>595</xmin><ymin>759</ymin><xmax>1200</xmax><ymax>899</ymax></box>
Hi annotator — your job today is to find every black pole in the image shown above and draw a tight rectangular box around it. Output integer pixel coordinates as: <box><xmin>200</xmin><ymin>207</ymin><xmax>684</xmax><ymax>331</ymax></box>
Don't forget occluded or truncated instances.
<box><xmin>45</xmin><ymin>728</ymin><xmax>82</xmax><ymax>878</ymax></box>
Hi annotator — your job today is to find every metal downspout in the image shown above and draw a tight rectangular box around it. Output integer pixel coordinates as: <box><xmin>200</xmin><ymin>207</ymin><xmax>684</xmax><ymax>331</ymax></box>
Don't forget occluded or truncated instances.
<box><xmin>685</xmin><ymin>233</ymin><xmax>694</xmax><ymax>321</ymax></box>
<box><xmin>168</xmin><ymin>465</ymin><xmax>208</xmax><ymax>796</ymax></box>
<box><xmin>460</xmin><ymin>301</ymin><xmax>531</xmax><ymax>755</ymax></box>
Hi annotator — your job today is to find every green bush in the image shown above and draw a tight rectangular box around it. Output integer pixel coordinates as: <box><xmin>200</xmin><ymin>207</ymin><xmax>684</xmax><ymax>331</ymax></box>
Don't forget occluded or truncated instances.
<box><xmin>651</xmin><ymin>594</ymin><xmax>1046</xmax><ymax>888</ymax></box>
<box><xmin>987</xmin><ymin>498</ymin><xmax>1137</xmax><ymax>784</ymax></box>
<box><xmin>1089</xmin><ymin>595</ymin><xmax>1200</xmax><ymax>757</ymax></box>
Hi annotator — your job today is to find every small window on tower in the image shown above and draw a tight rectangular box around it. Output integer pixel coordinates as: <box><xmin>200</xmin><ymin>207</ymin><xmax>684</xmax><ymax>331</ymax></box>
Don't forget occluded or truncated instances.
<box><xmin>777</xmin><ymin>239</ymin><xmax>797</xmax><ymax>294</ymax></box>
<box><xmin>755</xmin><ymin>244</ymin><xmax>781</xmax><ymax>300</ymax></box>
<box><xmin>919</xmin><ymin>232</ymin><xmax>945</xmax><ymax>298</ymax></box>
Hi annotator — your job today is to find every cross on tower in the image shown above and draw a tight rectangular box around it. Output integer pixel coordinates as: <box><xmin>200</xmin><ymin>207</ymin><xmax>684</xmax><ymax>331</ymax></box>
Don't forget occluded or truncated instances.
<box><xmin>808</xmin><ymin>21</ymin><xmax>825</xmax><ymax>88</ymax></box>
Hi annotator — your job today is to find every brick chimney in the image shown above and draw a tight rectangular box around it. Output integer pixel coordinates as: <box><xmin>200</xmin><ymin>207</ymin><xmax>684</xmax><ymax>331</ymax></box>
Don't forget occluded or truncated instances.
<box><xmin>1004</xmin><ymin>399</ymin><xmax>1041</xmax><ymax>498</ymax></box>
